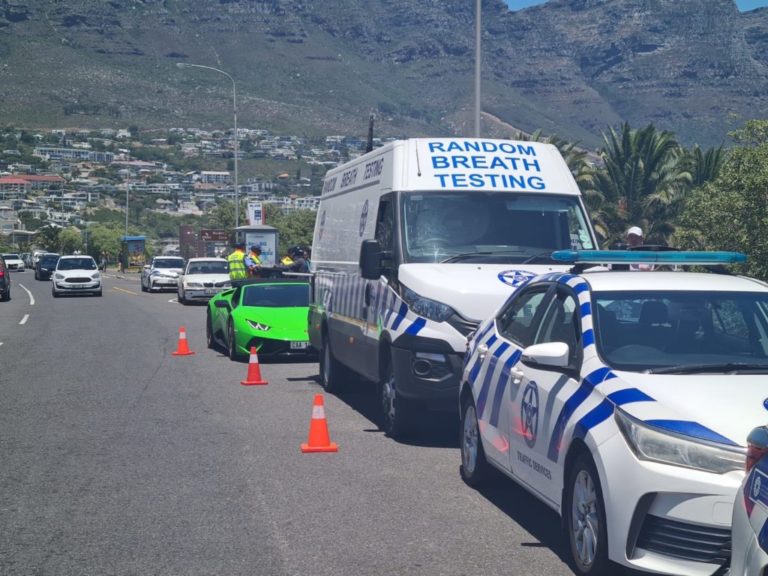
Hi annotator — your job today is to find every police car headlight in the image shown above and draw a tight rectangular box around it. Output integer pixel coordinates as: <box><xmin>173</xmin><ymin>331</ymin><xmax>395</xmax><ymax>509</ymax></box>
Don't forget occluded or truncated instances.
<box><xmin>615</xmin><ymin>408</ymin><xmax>745</xmax><ymax>474</ymax></box>
<box><xmin>401</xmin><ymin>286</ymin><xmax>455</xmax><ymax>322</ymax></box>
<box><xmin>247</xmin><ymin>320</ymin><xmax>271</xmax><ymax>331</ymax></box>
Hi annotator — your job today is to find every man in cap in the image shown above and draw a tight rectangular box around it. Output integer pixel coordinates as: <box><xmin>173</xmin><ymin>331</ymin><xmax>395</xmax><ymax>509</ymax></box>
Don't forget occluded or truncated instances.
<box><xmin>625</xmin><ymin>226</ymin><xmax>654</xmax><ymax>270</ymax></box>
<box><xmin>245</xmin><ymin>245</ymin><xmax>262</xmax><ymax>277</ymax></box>
<box><xmin>626</xmin><ymin>226</ymin><xmax>644</xmax><ymax>248</ymax></box>
<box><xmin>227</xmin><ymin>241</ymin><xmax>248</xmax><ymax>285</ymax></box>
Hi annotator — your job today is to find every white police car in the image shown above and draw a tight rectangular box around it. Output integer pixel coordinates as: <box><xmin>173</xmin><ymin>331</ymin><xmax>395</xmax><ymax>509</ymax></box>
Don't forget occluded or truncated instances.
<box><xmin>731</xmin><ymin>426</ymin><xmax>768</xmax><ymax>576</ymax></box>
<box><xmin>459</xmin><ymin>250</ymin><xmax>766</xmax><ymax>576</ymax></box>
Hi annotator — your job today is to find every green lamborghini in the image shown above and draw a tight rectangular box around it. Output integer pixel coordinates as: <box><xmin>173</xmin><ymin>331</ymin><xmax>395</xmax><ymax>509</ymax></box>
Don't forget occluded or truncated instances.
<box><xmin>206</xmin><ymin>278</ymin><xmax>313</xmax><ymax>360</ymax></box>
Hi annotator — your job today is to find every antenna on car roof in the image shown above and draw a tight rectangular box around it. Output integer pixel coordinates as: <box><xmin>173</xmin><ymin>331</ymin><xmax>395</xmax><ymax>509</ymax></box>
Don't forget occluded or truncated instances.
<box><xmin>365</xmin><ymin>113</ymin><xmax>375</xmax><ymax>153</ymax></box>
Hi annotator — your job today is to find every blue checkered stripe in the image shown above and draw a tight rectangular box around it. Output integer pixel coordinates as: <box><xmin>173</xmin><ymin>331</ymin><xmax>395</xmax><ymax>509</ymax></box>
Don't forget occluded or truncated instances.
<box><xmin>314</xmin><ymin>270</ymin><xmax>366</xmax><ymax>320</ymax></box>
<box><xmin>370</xmin><ymin>277</ymin><xmax>429</xmax><ymax>337</ymax></box>
<box><xmin>464</xmin><ymin>320</ymin><xmax>524</xmax><ymax>426</ymax></box>
<box><xmin>314</xmin><ymin>271</ymin><xmax>429</xmax><ymax>337</ymax></box>
<box><xmin>545</xmin><ymin>275</ymin><xmax>657</xmax><ymax>462</ymax></box>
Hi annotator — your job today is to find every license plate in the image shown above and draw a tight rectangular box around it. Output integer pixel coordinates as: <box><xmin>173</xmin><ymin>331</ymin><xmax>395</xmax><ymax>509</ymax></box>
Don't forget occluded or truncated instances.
<box><xmin>290</xmin><ymin>341</ymin><xmax>308</xmax><ymax>350</ymax></box>
<box><xmin>72</xmin><ymin>285</ymin><xmax>85</xmax><ymax>289</ymax></box>
<box><xmin>204</xmin><ymin>289</ymin><xmax>216</xmax><ymax>295</ymax></box>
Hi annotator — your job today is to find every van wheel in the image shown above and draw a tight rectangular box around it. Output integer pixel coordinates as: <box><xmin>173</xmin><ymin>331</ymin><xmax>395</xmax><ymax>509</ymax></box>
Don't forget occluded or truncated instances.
<box><xmin>379</xmin><ymin>357</ymin><xmax>414</xmax><ymax>439</ymax></box>
<box><xmin>460</xmin><ymin>394</ymin><xmax>491</xmax><ymax>487</ymax></box>
<box><xmin>319</xmin><ymin>332</ymin><xmax>346</xmax><ymax>393</ymax></box>
<box><xmin>564</xmin><ymin>452</ymin><xmax>611</xmax><ymax>576</ymax></box>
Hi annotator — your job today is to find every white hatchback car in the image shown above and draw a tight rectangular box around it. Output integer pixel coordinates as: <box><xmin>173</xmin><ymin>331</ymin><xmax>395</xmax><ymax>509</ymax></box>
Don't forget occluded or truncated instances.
<box><xmin>52</xmin><ymin>255</ymin><xmax>102</xmax><ymax>297</ymax></box>
<box><xmin>177</xmin><ymin>257</ymin><xmax>230</xmax><ymax>304</ymax></box>
<box><xmin>460</xmin><ymin>250</ymin><xmax>764</xmax><ymax>576</ymax></box>
<box><xmin>141</xmin><ymin>256</ymin><xmax>185</xmax><ymax>292</ymax></box>
<box><xmin>731</xmin><ymin>426</ymin><xmax>768</xmax><ymax>576</ymax></box>
<box><xmin>2</xmin><ymin>253</ymin><xmax>25</xmax><ymax>271</ymax></box>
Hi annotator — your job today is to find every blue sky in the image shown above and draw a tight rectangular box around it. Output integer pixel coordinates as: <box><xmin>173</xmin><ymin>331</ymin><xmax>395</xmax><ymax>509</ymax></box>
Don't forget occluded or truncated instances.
<box><xmin>505</xmin><ymin>0</ymin><xmax>768</xmax><ymax>11</ymax></box>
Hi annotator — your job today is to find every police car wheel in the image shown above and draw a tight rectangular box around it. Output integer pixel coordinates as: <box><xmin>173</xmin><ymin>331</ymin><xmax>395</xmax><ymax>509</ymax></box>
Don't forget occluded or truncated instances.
<box><xmin>379</xmin><ymin>360</ymin><xmax>413</xmax><ymax>439</ymax></box>
<box><xmin>141</xmin><ymin>279</ymin><xmax>147</xmax><ymax>292</ymax></box>
<box><xmin>564</xmin><ymin>453</ymin><xmax>610</xmax><ymax>576</ymax></box>
<box><xmin>459</xmin><ymin>396</ymin><xmax>490</xmax><ymax>487</ymax></box>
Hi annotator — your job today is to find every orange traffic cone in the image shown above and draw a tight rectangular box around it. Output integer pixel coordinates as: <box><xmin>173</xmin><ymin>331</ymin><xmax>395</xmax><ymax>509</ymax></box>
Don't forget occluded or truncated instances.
<box><xmin>171</xmin><ymin>326</ymin><xmax>195</xmax><ymax>356</ymax></box>
<box><xmin>241</xmin><ymin>346</ymin><xmax>268</xmax><ymax>386</ymax></box>
<box><xmin>301</xmin><ymin>394</ymin><xmax>338</xmax><ymax>453</ymax></box>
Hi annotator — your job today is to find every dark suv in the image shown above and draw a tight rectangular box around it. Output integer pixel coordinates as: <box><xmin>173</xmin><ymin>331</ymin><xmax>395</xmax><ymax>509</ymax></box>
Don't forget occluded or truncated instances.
<box><xmin>35</xmin><ymin>253</ymin><xmax>60</xmax><ymax>280</ymax></box>
<box><xmin>0</xmin><ymin>255</ymin><xmax>10</xmax><ymax>301</ymax></box>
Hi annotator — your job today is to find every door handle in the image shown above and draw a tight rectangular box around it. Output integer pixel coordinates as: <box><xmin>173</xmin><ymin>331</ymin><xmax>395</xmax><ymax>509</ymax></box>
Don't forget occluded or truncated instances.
<box><xmin>364</xmin><ymin>283</ymin><xmax>372</xmax><ymax>307</ymax></box>
<box><xmin>477</xmin><ymin>344</ymin><xmax>488</xmax><ymax>360</ymax></box>
<box><xmin>511</xmin><ymin>366</ymin><xmax>525</xmax><ymax>384</ymax></box>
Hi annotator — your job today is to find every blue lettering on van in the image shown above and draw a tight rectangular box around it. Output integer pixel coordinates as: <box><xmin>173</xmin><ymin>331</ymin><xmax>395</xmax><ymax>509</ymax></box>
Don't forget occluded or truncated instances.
<box><xmin>340</xmin><ymin>168</ymin><xmax>358</xmax><ymax>189</ymax></box>
<box><xmin>431</xmin><ymin>155</ymin><xmax>533</xmax><ymax>171</ymax></box>
<box><xmin>364</xmin><ymin>158</ymin><xmax>384</xmax><ymax>180</ymax></box>
<box><xmin>323</xmin><ymin>176</ymin><xmax>337</xmax><ymax>194</ymax></box>
<box><xmin>435</xmin><ymin>173</ymin><xmax>546</xmax><ymax>190</ymax></box>
<box><xmin>428</xmin><ymin>141</ymin><xmax>538</xmax><ymax>155</ymax></box>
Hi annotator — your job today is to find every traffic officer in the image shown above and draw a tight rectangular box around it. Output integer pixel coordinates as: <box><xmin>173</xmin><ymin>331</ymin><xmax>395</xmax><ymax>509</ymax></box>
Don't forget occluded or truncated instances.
<box><xmin>227</xmin><ymin>241</ymin><xmax>248</xmax><ymax>285</ymax></box>
<box><xmin>245</xmin><ymin>245</ymin><xmax>262</xmax><ymax>277</ymax></box>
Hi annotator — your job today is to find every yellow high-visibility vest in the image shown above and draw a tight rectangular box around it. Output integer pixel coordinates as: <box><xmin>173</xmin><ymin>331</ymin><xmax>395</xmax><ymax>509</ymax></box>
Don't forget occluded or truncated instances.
<box><xmin>228</xmin><ymin>250</ymin><xmax>247</xmax><ymax>280</ymax></box>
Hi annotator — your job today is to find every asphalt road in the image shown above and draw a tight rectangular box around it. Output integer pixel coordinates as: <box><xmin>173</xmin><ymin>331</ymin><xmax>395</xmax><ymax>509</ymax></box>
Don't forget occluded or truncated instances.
<box><xmin>1</xmin><ymin>270</ymin><xmax>591</xmax><ymax>576</ymax></box>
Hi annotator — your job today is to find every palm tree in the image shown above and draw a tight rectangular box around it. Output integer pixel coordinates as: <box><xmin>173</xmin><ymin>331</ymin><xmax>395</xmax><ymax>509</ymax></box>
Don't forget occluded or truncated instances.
<box><xmin>591</xmin><ymin>122</ymin><xmax>691</xmax><ymax>246</ymax></box>
<box><xmin>686</xmin><ymin>144</ymin><xmax>726</xmax><ymax>188</ymax></box>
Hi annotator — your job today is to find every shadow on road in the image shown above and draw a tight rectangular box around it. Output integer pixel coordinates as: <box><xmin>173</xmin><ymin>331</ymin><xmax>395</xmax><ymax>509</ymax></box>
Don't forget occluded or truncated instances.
<box><xmin>300</xmin><ymin>373</ymin><xmax>459</xmax><ymax>449</ymax></box>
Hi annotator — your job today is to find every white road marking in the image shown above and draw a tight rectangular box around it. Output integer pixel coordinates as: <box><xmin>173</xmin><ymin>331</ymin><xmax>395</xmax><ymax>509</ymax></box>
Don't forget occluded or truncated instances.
<box><xmin>168</xmin><ymin>298</ymin><xmax>178</xmax><ymax>303</ymax></box>
<box><xmin>18</xmin><ymin>284</ymin><xmax>35</xmax><ymax>306</ymax></box>
<box><xmin>0</xmin><ymin>342</ymin><xmax>4</xmax><ymax>347</ymax></box>
<box><xmin>19</xmin><ymin>314</ymin><xmax>29</xmax><ymax>325</ymax></box>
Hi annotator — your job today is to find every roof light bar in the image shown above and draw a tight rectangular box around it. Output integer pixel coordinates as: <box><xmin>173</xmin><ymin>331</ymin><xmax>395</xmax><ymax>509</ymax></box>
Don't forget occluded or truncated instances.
<box><xmin>551</xmin><ymin>250</ymin><xmax>747</xmax><ymax>265</ymax></box>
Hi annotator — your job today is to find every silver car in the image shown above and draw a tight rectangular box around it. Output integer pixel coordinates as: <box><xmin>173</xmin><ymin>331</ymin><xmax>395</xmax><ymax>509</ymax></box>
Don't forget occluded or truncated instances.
<box><xmin>141</xmin><ymin>256</ymin><xmax>185</xmax><ymax>292</ymax></box>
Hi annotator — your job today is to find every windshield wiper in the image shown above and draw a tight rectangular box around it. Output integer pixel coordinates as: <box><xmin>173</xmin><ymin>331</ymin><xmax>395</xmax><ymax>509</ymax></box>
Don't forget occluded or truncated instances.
<box><xmin>648</xmin><ymin>362</ymin><xmax>768</xmax><ymax>374</ymax></box>
<box><xmin>521</xmin><ymin>251</ymin><xmax>557</xmax><ymax>264</ymax></box>
<box><xmin>440</xmin><ymin>252</ymin><xmax>493</xmax><ymax>263</ymax></box>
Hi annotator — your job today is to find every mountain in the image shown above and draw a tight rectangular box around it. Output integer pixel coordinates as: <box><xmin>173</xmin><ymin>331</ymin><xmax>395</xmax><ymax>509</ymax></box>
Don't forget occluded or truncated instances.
<box><xmin>1</xmin><ymin>0</ymin><xmax>767</xmax><ymax>147</ymax></box>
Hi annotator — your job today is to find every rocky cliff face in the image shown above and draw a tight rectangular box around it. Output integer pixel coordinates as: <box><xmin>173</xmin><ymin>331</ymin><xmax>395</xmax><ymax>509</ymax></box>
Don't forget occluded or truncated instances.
<box><xmin>0</xmin><ymin>0</ymin><xmax>766</xmax><ymax>146</ymax></box>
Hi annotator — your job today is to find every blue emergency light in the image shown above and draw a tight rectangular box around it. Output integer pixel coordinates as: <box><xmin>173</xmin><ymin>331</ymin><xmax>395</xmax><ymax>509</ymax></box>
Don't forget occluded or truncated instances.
<box><xmin>551</xmin><ymin>250</ymin><xmax>747</xmax><ymax>265</ymax></box>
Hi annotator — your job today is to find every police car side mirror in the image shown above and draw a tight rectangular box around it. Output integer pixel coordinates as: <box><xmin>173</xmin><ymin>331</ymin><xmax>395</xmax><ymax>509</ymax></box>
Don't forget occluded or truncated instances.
<box><xmin>360</xmin><ymin>239</ymin><xmax>383</xmax><ymax>280</ymax></box>
<box><xmin>521</xmin><ymin>342</ymin><xmax>570</xmax><ymax>369</ymax></box>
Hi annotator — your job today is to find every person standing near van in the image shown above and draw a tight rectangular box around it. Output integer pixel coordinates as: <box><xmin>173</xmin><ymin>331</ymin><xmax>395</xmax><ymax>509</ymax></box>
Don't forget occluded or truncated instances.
<box><xmin>245</xmin><ymin>245</ymin><xmax>262</xmax><ymax>277</ymax></box>
<box><xmin>227</xmin><ymin>241</ymin><xmax>248</xmax><ymax>285</ymax></box>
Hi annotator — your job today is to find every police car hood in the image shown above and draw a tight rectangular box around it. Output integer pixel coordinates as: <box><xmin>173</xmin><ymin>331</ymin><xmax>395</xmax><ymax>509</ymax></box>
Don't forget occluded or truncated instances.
<box><xmin>398</xmin><ymin>263</ymin><xmax>568</xmax><ymax>322</ymax></box>
<box><xmin>614</xmin><ymin>372</ymin><xmax>768</xmax><ymax>448</ymax></box>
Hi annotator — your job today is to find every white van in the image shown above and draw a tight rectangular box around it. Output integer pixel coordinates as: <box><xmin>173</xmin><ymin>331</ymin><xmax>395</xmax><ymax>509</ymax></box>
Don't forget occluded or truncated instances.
<box><xmin>309</xmin><ymin>138</ymin><xmax>598</xmax><ymax>437</ymax></box>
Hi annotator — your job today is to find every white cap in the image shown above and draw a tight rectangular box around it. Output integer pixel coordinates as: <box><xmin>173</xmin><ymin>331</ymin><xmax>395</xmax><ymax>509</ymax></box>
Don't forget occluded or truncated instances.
<box><xmin>627</xmin><ymin>226</ymin><xmax>643</xmax><ymax>237</ymax></box>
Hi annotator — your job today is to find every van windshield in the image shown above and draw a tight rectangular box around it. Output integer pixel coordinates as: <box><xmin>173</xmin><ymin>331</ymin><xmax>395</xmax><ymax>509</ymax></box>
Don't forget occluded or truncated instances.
<box><xmin>401</xmin><ymin>192</ymin><xmax>594</xmax><ymax>264</ymax></box>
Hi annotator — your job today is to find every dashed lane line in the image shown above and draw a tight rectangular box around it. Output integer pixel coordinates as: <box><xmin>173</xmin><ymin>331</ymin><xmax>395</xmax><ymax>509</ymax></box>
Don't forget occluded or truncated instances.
<box><xmin>19</xmin><ymin>314</ymin><xmax>29</xmax><ymax>325</ymax></box>
<box><xmin>113</xmin><ymin>286</ymin><xmax>138</xmax><ymax>296</ymax></box>
<box><xmin>18</xmin><ymin>284</ymin><xmax>35</xmax><ymax>306</ymax></box>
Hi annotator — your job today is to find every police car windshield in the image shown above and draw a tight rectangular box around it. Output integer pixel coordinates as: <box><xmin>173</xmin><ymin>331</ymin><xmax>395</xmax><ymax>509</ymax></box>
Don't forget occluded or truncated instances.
<box><xmin>401</xmin><ymin>192</ymin><xmax>593</xmax><ymax>264</ymax></box>
<box><xmin>593</xmin><ymin>290</ymin><xmax>768</xmax><ymax>373</ymax></box>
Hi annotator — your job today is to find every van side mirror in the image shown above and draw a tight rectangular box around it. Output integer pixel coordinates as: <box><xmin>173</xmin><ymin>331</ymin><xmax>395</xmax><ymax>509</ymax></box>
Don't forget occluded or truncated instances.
<box><xmin>359</xmin><ymin>239</ymin><xmax>383</xmax><ymax>280</ymax></box>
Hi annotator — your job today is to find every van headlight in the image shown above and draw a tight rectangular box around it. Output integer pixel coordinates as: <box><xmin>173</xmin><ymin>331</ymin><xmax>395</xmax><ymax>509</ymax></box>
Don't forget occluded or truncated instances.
<box><xmin>615</xmin><ymin>408</ymin><xmax>745</xmax><ymax>474</ymax></box>
<box><xmin>401</xmin><ymin>286</ymin><xmax>455</xmax><ymax>322</ymax></box>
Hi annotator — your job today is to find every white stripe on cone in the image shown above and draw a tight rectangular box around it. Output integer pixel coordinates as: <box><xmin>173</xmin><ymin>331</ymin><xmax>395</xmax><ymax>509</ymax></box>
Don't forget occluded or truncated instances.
<box><xmin>312</xmin><ymin>405</ymin><xmax>325</xmax><ymax>419</ymax></box>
